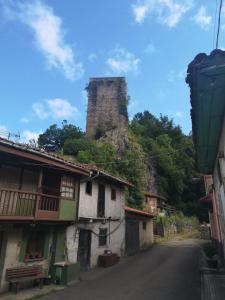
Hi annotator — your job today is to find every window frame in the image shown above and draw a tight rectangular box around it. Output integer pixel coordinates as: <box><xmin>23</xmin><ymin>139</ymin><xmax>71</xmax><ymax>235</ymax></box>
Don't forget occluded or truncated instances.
<box><xmin>61</xmin><ymin>175</ymin><xmax>75</xmax><ymax>200</ymax></box>
<box><xmin>24</xmin><ymin>230</ymin><xmax>45</xmax><ymax>262</ymax></box>
<box><xmin>142</xmin><ymin>221</ymin><xmax>147</xmax><ymax>230</ymax></box>
<box><xmin>98</xmin><ymin>228</ymin><xmax>107</xmax><ymax>247</ymax></box>
<box><xmin>85</xmin><ymin>181</ymin><xmax>92</xmax><ymax>196</ymax></box>
<box><xmin>111</xmin><ymin>187</ymin><xmax>116</xmax><ymax>201</ymax></box>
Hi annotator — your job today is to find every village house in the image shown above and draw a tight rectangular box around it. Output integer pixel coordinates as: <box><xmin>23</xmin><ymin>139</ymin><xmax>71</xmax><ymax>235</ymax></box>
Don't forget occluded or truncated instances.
<box><xmin>187</xmin><ymin>49</ymin><xmax>224</xmax><ymax>258</ymax></box>
<box><xmin>67</xmin><ymin>168</ymin><xmax>132</xmax><ymax>269</ymax></box>
<box><xmin>0</xmin><ymin>137</ymin><xmax>92</xmax><ymax>292</ymax></box>
<box><xmin>0</xmin><ymin>137</ymin><xmax>134</xmax><ymax>292</ymax></box>
<box><xmin>125</xmin><ymin>206</ymin><xmax>154</xmax><ymax>255</ymax></box>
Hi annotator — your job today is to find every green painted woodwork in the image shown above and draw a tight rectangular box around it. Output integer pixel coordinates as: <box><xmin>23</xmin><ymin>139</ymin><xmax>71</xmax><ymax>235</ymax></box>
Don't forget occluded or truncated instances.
<box><xmin>188</xmin><ymin>52</ymin><xmax>225</xmax><ymax>173</ymax></box>
<box><xmin>19</xmin><ymin>228</ymin><xmax>29</xmax><ymax>262</ymax></box>
<box><xmin>59</xmin><ymin>199</ymin><xmax>76</xmax><ymax>220</ymax></box>
<box><xmin>15</xmin><ymin>198</ymin><xmax>35</xmax><ymax>216</ymax></box>
<box><xmin>59</xmin><ymin>179</ymin><xmax>79</xmax><ymax>220</ymax></box>
<box><xmin>19</xmin><ymin>226</ymin><xmax>52</xmax><ymax>262</ymax></box>
<box><xmin>43</xmin><ymin>230</ymin><xmax>51</xmax><ymax>259</ymax></box>
<box><xmin>54</xmin><ymin>228</ymin><xmax>66</xmax><ymax>262</ymax></box>
<box><xmin>54</xmin><ymin>262</ymin><xmax>80</xmax><ymax>284</ymax></box>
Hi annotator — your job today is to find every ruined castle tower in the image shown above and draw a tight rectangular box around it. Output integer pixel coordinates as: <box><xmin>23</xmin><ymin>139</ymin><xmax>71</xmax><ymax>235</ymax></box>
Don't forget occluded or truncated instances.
<box><xmin>86</xmin><ymin>77</ymin><xmax>128</xmax><ymax>139</ymax></box>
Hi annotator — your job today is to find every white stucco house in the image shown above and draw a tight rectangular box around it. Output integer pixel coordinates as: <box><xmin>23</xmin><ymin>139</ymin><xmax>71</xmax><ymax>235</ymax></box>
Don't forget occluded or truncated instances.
<box><xmin>66</xmin><ymin>169</ymin><xmax>132</xmax><ymax>269</ymax></box>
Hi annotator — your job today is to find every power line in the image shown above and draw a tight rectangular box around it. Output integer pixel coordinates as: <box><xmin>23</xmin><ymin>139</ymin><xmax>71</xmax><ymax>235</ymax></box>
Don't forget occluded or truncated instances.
<box><xmin>216</xmin><ymin>0</ymin><xmax>223</xmax><ymax>49</ymax></box>
<box><xmin>213</xmin><ymin>0</ymin><xmax>219</xmax><ymax>48</ymax></box>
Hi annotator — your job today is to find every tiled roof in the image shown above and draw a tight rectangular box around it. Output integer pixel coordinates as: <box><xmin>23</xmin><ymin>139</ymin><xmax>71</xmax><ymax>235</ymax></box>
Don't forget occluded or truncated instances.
<box><xmin>124</xmin><ymin>206</ymin><xmax>154</xmax><ymax>217</ymax></box>
<box><xmin>0</xmin><ymin>137</ymin><xmax>132</xmax><ymax>186</ymax></box>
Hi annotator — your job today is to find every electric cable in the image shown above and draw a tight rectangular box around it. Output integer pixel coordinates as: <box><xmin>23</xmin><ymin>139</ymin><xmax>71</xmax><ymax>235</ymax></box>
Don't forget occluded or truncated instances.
<box><xmin>216</xmin><ymin>0</ymin><xmax>223</xmax><ymax>49</ymax></box>
<box><xmin>213</xmin><ymin>0</ymin><xmax>219</xmax><ymax>48</ymax></box>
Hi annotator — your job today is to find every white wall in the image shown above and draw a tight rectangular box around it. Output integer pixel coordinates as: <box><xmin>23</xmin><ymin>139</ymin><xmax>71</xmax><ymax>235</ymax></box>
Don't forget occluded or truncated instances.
<box><xmin>66</xmin><ymin>225</ymin><xmax>79</xmax><ymax>264</ymax></box>
<box><xmin>0</xmin><ymin>225</ymin><xmax>51</xmax><ymax>293</ymax></box>
<box><xmin>213</xmin><ymin>115</ymin><xmax>225</xmax><ymax>257</ymax></box>
<box><xmin>70</xmin><ymin>179</ymin><xmax>126</xmax><ymax>268</ymax></box>
<box><xmin>66</xmin><ymin>220</ymin><xmax>125</xmax><ymax>268</ymax></box>
<box><xmin>139</xmin><ymin>219</ymin><xmax>154</xmax><ymax>249</ymax></box>
<box><xmin>79</xmin><ymin>180</ymin><xmax>125</xmax><ymax>219</ymax></box>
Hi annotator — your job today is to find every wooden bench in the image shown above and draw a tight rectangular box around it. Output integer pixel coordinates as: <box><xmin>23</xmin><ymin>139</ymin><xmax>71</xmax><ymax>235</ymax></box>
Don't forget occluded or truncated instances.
<box><xmin>6</xmin><ymin>265</ymin><xmax>44</xmax><ymax>294</ymax></box>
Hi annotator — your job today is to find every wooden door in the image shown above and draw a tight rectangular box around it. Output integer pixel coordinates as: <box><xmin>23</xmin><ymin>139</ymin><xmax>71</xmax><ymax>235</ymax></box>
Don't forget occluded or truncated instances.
<box><xmin>77</xmin><ymin>230</ymin><xmax>92</xmax><ymax>270</ymax></box>
<box><xmin>125</xmin><ymin>218</ymin><xmax>140</xmax><ymax>255</ymax></box>
<box><xmin>0</xmin><ymin>232</ymin><xmax>5</xmax><ymax>282</ymax></box>
<box><xmin>97</xmin><ymin>184</ymin><xmax>105</xmax><ymax>217</ymax></box>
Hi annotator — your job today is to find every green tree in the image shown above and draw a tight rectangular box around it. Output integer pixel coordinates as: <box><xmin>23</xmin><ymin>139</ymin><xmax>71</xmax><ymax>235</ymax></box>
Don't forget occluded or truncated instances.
<box><xmin>38</xmin><ymin>120</ymin><xmax>84</xmax><ymax>151</ymax></box>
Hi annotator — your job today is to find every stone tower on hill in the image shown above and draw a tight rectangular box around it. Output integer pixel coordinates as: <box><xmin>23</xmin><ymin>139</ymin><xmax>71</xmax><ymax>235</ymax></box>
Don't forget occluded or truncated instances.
<box><xmin>86</xmin><ymin>77</ymin><xmax>129</xmax><ymax>139</ymax></box>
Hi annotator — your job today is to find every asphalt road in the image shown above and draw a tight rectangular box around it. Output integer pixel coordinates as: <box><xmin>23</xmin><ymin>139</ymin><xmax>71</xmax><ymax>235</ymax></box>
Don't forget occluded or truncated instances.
<box><xmin>43</xmin><ymin>239</ymin><xmax>201</xmax><ymax>300</ymax></box>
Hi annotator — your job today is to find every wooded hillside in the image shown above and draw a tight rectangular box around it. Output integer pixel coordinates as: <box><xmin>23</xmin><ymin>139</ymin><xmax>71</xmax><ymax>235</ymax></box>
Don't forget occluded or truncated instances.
<box><xmin>37</xmin><ymin>113</ymin><xmax>206</xmax><ymax>221</ymax></box>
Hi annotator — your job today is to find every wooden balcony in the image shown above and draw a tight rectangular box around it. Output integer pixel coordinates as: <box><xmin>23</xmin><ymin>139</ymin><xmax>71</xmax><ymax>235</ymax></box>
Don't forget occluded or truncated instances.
<box><xmin>0</xmin><ymin>188</ymin><xmax>60</xmax><ymax>221</ymax></box>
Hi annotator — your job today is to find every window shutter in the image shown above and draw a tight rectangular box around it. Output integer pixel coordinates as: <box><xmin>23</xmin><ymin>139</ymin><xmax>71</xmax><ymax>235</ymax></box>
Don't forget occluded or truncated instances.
<box><xmin>43</xmin><ymin>231</ymin><xmax>51</xmax><ymax>259</ymax></box>
<box><xmin>19</xmin><ymin>228</ymin><xmax>28</xmax><ymax>262</ymax></box>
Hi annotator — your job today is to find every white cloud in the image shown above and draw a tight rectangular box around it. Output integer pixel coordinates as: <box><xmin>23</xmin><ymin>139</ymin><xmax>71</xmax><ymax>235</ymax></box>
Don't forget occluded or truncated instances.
<box><xmin>48</xmin><ymin>98</ymin><xmax>79</xmax><ymax>119</ymax></box>
<box><xmin>167</xmin><ymin>70</ymin><xmax>176</xmax><ymax>83</ymax></box>
<box><xmin>167</xmin><ymin>68</ymin><xmax>186</xmax><ymax>83</ymax></box>
<box><xmin>0</xmin><ymin>125</ymin><xmax>8</xmax><ymax>138</ymax></box>
<box><xmin>174</xmin><ymin>111</ymin><xmax>183</xmax><ymax>118</ymax></box>
<box><xmin>106</xmin><ymin>47</ymin><xmax>140</xmax><ymax>75</ymax></box>
<box><xmin>20</xmin><ymin>117</ymin><xmax>29</xmax><ymax>124</ymax></box>
<box><xmin>33</xmin><ymin>98</ymin><xmax>80</xmax><ymax>120</ymax></box>
<box><xmin>144</xmin><ymin>43</ymin><xmax>156</xmax><ymax>54</ymax></box>
<box><xmin>81</xmin><ymin>90</ymin><xmax>88</xmax><ymax>105</ymax></box>
<box><xmin>133</xmin><ymin>4</ymin><xmax>150</xmax><ymax>23</ymax></box>
<box><xmin>88</xmin><ymin>53</ymin><xmax>98</xmax><ymax>62</ymax></box>
<box><xmin>22</xmin><ymin>130</ymin><xmax>41</xmax><ymax>143</ymax></box>
<box><xmin>194</xmin><ymin>6</ymin><xmax>212</xmax><ymax>29</ymax></box>
<box><xmin>219</xmin><ymin>4</ymin><xmax>225</xmax><ymax>31</ymax></box>
<box><xmin>32</xmin><ymin>102</ymin><xmax>49</xmax><ymax>119</ymax></box>
<box><xmin>2</xmin><ymin>0</ymin><xmax>84</xmax><ymax>80</ymax></box>
<box><xmin>132</xmin><ymin>0</ymin><xmax>193</xmax><ymax>27</ymax></box>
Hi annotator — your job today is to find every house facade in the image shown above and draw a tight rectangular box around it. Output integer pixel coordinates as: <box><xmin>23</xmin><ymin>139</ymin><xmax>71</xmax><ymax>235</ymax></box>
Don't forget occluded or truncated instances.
<box><xmin>0</xmin><ymin>136</ymin><xmax>134</xmax><ymax>291</ymax></box>
<box><xmin>0</xmin><ymin>137</ymin><xmax>90</xmax><ymax>291</ymax></box>
<box><xmin>66</xmin><ymin>170</ymin><xmax>131</xmax><ymax>269</ymax></box>
<box><xmin>125</xmin><ymin>206</ymin><xmax>154</xmax><ymax>255</ymax></box>
<box><xmin>187</xmin><ymin>49</ymin><xmax>225</xmax><ymax>258</ymax></box>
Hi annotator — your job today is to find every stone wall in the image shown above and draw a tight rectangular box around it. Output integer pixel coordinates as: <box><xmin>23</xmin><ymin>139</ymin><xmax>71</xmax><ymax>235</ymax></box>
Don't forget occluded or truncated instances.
<box><xmin>86</xmin><ymin>77</ymin><xmax>128</xmax><ymax>139</ymax></box>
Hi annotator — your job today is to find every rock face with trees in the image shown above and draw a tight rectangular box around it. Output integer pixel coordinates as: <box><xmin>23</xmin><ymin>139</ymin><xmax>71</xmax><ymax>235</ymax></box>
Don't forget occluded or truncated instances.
<box><xmin>38</xmin><ymin>77</ymin><xmax>206</xmax><ymax>221</ymax></box>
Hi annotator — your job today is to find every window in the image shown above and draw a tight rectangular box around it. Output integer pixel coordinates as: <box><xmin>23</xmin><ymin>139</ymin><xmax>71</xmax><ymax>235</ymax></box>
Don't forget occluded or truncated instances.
<box><xmin>99</xmin><ymin>228</ymin><xmax>107</xmax><ymax>246</ymax></box>
<box><xmin>24</xmin><ymin>230</ymin><xmax>45</xmax><ymax>261</ymax></box>
<box><xmin>217</xmin><ymin>161</ymin><xmax>223</xmax><ymax>185</ymax></box>
<box><xmin>86</xmin><ymin>181</ymin><xmax>92</xmax><ymax>195</ymax></box>
<box><xmin>61</xmin><ymin>175</ymin><xmax>75</xmax><ymax>199</ymax></box>
<box><xmin>111</xmin><ymin>188</ymin><xmax>116</xmax><ymax>201</ymax></box>
<box><xmin>142</xmin><ymin>221</ymin><xmax>147</xmax><ymax>230</ymax></box>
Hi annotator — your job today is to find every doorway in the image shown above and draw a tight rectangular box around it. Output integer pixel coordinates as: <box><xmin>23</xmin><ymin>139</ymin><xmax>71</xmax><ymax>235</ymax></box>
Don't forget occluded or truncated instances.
<box><xmin>77</xmin><ymin>229</ymin><xmax>92</xmax><ymax>270</ymax></box>
<box><xmin>0</xmin><ymin>232</ymin><xmax>6</xmax><ymax>285</ymax></box>
<box><xmin>125</xmin><ymin>218</ymin><xmax>140</xmax><ymax>255</ymax></box>
<box><xmin>97</xmin><ymin>184</ymin><xmax>105</xmax><ymax>217</ymax></box>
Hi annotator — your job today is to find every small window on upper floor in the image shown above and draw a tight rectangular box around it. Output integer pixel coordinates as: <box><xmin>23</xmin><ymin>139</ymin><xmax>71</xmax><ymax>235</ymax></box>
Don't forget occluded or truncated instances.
<box><xmin>61</xmin><ymin>175</ymin><xmax>75</xmax><ymax>199</ymax></box>
<box><xmin>86</xmin><ymin>181</ymin><xmax>92</xmax><ymax>195</ymax></box>
<box><xmin>142</xmin><ymin>221</ymin><xmax>147</xmax><ymax>230</ymax></box>
<box><xmin>111</xmin><ymin>188</ymin><xmax>116</xmax><ymax>201</ymax></box>
<box><xmin>217</xmin><ymin>161</ymin><xmax>223</xmax><ymax>186</ymax></box>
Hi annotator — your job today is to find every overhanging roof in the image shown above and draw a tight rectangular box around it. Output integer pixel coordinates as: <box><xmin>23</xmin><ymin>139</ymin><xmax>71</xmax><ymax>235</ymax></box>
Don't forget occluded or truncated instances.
<box><xmin>186</xmin><ymin>49</ymin><xmax>225</xmax><ymax>173</ymax></box>
<box><xmin>124</xmin><ymin>206</ymin><xmax>154</xmax><ymax>217</ymax></box>
<box><xmin>0</xmin><ymin>137</ymin><xmax>90</xmax><ymax>176</ymax></box>
<box><xmin>0</xmin><ymin>137</ymin><xmax>132</xmax><ymax>186</ymax></box>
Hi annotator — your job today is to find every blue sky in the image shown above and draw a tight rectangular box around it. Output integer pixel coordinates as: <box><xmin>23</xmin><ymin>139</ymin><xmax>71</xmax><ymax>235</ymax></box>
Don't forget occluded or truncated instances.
<box><xmin>0</xmin><ymin>0</ymin><xmax>222</xmax><ymax>142</ymax></box>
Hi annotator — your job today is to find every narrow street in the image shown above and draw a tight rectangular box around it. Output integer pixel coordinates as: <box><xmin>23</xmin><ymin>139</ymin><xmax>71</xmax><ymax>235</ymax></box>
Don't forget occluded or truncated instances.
<box><xmin>43</xmin><ymin>238</ymin><xmax>201</xmax><ymax>300</ymax></box>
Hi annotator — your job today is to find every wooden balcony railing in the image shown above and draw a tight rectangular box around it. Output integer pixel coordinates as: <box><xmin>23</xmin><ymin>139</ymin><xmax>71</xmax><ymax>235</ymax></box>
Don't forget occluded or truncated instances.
<box><xmin>0</xmin><ymin>188</ymin><xmax>60</xmax><ymax>220</ymax></box>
